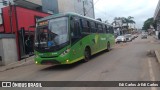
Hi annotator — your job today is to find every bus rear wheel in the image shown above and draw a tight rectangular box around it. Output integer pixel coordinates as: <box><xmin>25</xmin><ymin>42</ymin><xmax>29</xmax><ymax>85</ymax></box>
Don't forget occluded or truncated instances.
<box><xmin>83</xmin><ymin>48</ymin><xmax>91</xmax><ymax>62</ymax></box>
<box><xmin>106</xmin><ymin>42</ymin><xmax>111</xmax><ymax>52</ymax></box>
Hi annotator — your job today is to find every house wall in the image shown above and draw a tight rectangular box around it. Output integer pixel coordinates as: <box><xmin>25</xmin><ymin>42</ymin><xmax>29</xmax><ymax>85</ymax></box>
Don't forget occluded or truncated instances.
<box><xmin>26</xmin><ymin>0</ymin><xmax>42</xmax><ymax>5</ymax></box>
<box><xmin>16</xmin><ymin>6</ymin><xmax>49</xmax><ymax>31</ymax></box>
<box><xmin>2</xmin><ymin>6</ymin><xmax>49</xmax><ymax>33</ymax></box>
<box><xmin>42</xmin><ymin>0</ymin><xmax>59</xmax><ymax>14</ymax></box>
<box><xmin>2</xmin><ymin>6</ymin><xmax>17</xmax><ymax>33</ymax></box>
<box><xmin>1</xmin><ymin>5</ymin><xmax>50</xmax><ymax>61</ymax></box>
<box><xmin>0</xmin><ymin>34</ymin><xmax>17</xmax><ymax>66</ymax></box>
<box><xmin>0</xmin><ymin>25</ymin><xmax>4</xmax><ymax>33</ymax></box>
<box><xmin>58</xmin><ymin>0</ymin><xmax>94</xmax><ymax>18</ymax></box>
<box><xmin>58</xmin><ymin>0</ymin><xmax>75</xmax><ymax>13</ymax></box>
<box><xmin>42</xmin><ymin>0</ymin><xmax>95</xmax><ymax>18</ymax></box>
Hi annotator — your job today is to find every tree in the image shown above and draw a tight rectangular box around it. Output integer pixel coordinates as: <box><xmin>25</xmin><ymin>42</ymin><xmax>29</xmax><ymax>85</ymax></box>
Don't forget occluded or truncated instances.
<box><xmin>123</xmin><ymin>16</ymin><xmax>135</xmax><ymax>29</ymax></box>
<box><xmin>112</xmin><ymin>16</ymin><xmax>136</xmax><ymax>35</ymax></box>
<box><xmin>142</xmin><ymin>18</ymin><xmax>156</xmax><ymax>31</ymax></box>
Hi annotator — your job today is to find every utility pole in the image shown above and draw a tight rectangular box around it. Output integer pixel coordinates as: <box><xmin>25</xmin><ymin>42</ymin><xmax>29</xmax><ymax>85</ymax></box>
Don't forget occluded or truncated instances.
<box><xmin>91</xmin><ymin>0</ymin><xmax>95</xmax><ymax>19</ymax></box>
<box><xmin>9</xmin><ymin>1</ymin><xmax>13</xmax><ymax>33</ymax></box>
<box><xmin>82</xmin><ymin>0</ymin><xmax>86</xmax><ymax>16</ymax></box>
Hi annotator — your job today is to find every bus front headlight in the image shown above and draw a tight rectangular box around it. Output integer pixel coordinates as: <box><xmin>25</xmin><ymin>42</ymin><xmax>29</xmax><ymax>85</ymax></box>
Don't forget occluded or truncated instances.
<box><xmin>61</xmin><ymin>49</ymin><xmax>70</xmax><ymax>56</ymax></box>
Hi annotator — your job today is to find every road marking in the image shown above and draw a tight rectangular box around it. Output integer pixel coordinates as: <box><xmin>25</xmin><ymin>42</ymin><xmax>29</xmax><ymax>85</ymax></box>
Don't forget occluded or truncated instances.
<box><xmin>148</xmin><ymin>58</ymin><xmax>157</xmax><ymax>90</ymax></box>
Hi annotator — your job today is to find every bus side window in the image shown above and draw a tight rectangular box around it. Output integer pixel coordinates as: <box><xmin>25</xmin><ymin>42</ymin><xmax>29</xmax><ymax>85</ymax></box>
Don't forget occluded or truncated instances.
<box><xmin>108</xmin><ymin>26</ymin><xmax>114</xmax><ymax>34</ymax></box>
<box><xmin>111</xmin><ymin>27</ymin><xmax>114</xmax><ymax>34</ymax></box>
<box><xmin>103</xmin><ymin>25</ymin><xmax>106</xmax><ymax>33</ymax></box>
<box><xmin>106</xmin><ymin>25</ymin><xmax>109</xmax><ymax>33</ymax></box>
<box><xmin>71</xmin><ymin>21</ymin><xmax>81</xmax><ymax>37</ymax></box>
<box><xmin>105</xmin><ymin>25</ymin><xmax>109</xmax><ymax>33</ymax></box>
<box><xmin>97</xmin><ymin>24</ymin><xmax>103</xmax><ymax>33</ymax></box>
<box><xmin>81</xmin><ymin>19</ymin><xmax>90</xmax><ymax>33</ymax></box>
<box><xmin>73</xmin><ymin>22</ymin><xmax>81</xmax><ymax>37</ymax></box>
<box><xmin>71</xmin><ymin>18</ymin><xmax>81</xmax><ymax>43</ymax></box>
<box><xmin>90</xmin><ymin>22</ymin><xmax>97</xmax><ymax>33</ymax></box>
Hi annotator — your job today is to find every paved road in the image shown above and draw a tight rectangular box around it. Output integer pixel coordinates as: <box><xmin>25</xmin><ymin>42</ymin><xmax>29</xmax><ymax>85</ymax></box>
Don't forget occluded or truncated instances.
<box><xmin>1</xmin><ymin>36</ymin><xmax>160</xmax><ymax>90</ymax></box>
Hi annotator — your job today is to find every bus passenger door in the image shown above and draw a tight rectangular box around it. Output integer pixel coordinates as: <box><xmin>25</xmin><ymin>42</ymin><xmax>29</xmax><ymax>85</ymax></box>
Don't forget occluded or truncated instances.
<box><xmin>70</xmin><ymin>18</ymin><xmax>83</xmax><ymax>61</ymax></box>
<box><xmin>90</xmin><ymin>22</ymin><xmax>98</xmax><ymax>54</ymax></box>
<box><xmin>97</xmin><ymin>24</ymin><xmax>105</xmax><ymax>50</ymax></box>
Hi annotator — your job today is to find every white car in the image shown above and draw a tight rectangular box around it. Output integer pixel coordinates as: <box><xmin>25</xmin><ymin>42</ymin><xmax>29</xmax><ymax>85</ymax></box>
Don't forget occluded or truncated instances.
<box><xmin>125</xmin><ymin>34</ymin><xmax>132</xmax><ymax>42</ymax></box>
<box><xmin>115</xmin><ymin>36</ymin><xmax>126</xmax><ymax>43</ymax></box>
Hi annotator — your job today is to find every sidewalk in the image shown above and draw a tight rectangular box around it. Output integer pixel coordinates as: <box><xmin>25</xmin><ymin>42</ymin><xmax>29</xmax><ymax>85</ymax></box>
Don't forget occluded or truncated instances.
<box><xmin>0</xmin><ymin>56</ymin><xmax>35</xmax><ymax>72</ymax></box>
<box><xmin>153</xmin><ymin>36</ymin><xmax>160</xmax><ymax>64</ymax></box>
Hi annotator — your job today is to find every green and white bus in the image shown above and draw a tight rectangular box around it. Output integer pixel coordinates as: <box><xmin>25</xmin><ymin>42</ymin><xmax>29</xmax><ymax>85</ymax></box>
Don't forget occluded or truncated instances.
<box><xmin>34</xmin><ymin>13</ymin><xmax>115</xmax><ymax>65</ymax></box>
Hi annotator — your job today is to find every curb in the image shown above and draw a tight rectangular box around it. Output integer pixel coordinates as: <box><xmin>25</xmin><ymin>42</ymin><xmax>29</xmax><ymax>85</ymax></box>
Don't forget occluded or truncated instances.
<box><xmin>155</xmin><ymin>50</ymin><xmax>160</xmax><ymax>64</ymax></box>
<box><xmin>0</xmin><ymin>56</ymin><xmax>35</xmax><ymax>72</ymax></box>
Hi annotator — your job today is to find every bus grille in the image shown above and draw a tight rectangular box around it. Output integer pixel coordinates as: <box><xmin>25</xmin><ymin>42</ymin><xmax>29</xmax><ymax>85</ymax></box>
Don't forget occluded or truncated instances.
<box><xmin>41</xmin><ymin>60</ymin><xmax>60</xmax><ymax>65</ymax></box>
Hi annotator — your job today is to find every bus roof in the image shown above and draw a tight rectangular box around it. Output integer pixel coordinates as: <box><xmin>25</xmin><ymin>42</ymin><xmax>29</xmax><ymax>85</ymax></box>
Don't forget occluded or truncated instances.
<box><xmin>38</xmin><ymin>12</ymin><xmax>113</xmax><ymax>26</ymax></box>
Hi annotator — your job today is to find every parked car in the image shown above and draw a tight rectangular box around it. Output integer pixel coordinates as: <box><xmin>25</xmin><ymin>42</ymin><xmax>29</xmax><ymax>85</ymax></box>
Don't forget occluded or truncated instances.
<box><xmin>141</xmin><ymin>33</ymin><xmax>147</xmax><ymax>39</ymax></box>
<box><xmin>115</xmin><ymin>36</ymin><xmax>126</xmax><ymax>43</ymax></box>
<box><xmin>135</xmin><ymin>34</ymin><xmax>139</xmax><ymax>38</ymax></box>
<box><xmin>131</xmin><ymin>35</ymin><xmax>135</xmax><ymax>40</ymax></box>
<box><xmin>125</xmin><ymin>34</ymin><xmax>132</xmax><ymax>42</ymax></box>
<box><xmin>132</xmin><ymin>34</ymin><xmax>138</xmax><ymax>39</ymax></box>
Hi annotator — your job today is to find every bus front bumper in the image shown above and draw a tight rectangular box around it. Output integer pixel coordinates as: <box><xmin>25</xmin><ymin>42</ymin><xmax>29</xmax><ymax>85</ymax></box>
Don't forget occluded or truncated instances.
<box><xmin>34</xmin><ymin>55</ymin><xmax>70</xmax><ymax>65</ymax></box>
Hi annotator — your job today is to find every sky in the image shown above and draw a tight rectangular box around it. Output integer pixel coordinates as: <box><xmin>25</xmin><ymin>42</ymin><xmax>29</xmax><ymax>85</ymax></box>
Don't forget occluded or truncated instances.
<box><xmin>0</xmin><ymin>0</ymin><xmax>158</xmax><ymax>29</ymax></box>
<box><xmin>94</xmin><ymin>0</ymin><xmax>159</xmax><ymax>28</ymax></box>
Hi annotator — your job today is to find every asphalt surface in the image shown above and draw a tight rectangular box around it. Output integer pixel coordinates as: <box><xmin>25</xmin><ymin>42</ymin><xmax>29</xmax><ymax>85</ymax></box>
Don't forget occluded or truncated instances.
<box><xmin>1</xmin><ymin>36</ymin><xmax>160</xmax><ymax>90</ymax></box>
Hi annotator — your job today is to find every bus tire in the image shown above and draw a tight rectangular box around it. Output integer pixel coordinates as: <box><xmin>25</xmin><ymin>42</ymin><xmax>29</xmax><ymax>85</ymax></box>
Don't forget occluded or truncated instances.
<box><xmin>106</xmin><ymin>42</ymin><xmax>111</xmax><ymax>52</ymax></box>
<box><xmin>83</xmin><ymin>47</ymin><xmax>91</xmax><ymax>62</ymax></box>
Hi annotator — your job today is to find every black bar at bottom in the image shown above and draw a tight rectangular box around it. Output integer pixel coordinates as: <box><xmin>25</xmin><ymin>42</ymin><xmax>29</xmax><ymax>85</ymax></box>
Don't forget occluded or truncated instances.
<box><xmin>0</xmin><ymin>81</ymin><xmax>160</xmax><ymax>87</ymax></box>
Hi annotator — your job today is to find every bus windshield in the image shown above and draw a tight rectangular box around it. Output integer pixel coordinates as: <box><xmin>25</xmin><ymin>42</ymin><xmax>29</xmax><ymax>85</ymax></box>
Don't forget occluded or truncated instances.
<box><xmin>35</xmin><ymin>17</ymin><xmax>69</xmax><ymax>51</ymax></box>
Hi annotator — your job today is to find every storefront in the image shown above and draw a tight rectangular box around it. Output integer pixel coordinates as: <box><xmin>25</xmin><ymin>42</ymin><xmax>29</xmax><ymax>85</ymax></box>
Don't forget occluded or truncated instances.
<box><xmin>0</xmin><ymin>5</ymin><xmax>49</xmax><ymax>62</ymax></box>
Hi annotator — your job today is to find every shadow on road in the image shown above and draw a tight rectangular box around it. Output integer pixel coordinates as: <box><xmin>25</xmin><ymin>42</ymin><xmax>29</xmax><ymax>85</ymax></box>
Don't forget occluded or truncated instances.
<box><xmin>40</xmin><ymin>61</ymin><xmax>83</xmax><ymax>71</ymax></box>
<box><xmin>40</xmin><ymin>50</ymin><xmax>112</xmax><ymax>71</ymax></box>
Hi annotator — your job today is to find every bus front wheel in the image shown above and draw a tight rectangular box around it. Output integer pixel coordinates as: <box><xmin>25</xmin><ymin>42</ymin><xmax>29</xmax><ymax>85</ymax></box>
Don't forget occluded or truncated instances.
<box><xmin>83</xmin><ymin>48</ymin><xmax>91</xmax><ymax>62</ymax></box>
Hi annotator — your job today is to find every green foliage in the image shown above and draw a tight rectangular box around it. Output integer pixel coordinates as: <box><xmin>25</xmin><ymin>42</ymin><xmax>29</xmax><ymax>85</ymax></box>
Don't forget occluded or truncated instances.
<box><xmin>142</xmin><ymin>17</ymin><xmax>156</xmax><ymax>31</ymax></box>
<box><xmin>124</xmin><ymin>16</ymin><xmax>136</xmax><ymax>24</ymax></box>
<box><xmin>113</xmin><ymin>16</ymin><xmax>135</xmax><ymax>29</ymax></box>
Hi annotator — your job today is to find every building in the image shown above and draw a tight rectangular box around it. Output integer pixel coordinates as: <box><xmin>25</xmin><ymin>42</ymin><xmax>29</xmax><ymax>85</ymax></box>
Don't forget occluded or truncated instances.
<box><xmin>112</xmin><ymin>17</ymin><xmax>136</xmax><ymax>37</ymax></box>
<box><xmin>154</xmin><ymin>0</ymin><xmax>160</xmax><ymax>38</ymax></box>
<box><xmin>5</xmin><ymin>0</ymin><xmax>95</xmax><ymax>18</ymax></box>
<box><xmin>0</xmin><ymin>0</ymin><xmax>42</xmax><ymax>11</ymax></box>
<box><xmin>0</xmin><ymin>0</ymin><xmax>95</xmax><ymax>65</ymax></box>
<box><xmin>42</xmin><ymin>0</ymin><xmax>95</xmax><ymax>18</ymax></box>
<box><xmin>0</xmin><ymin>1</ymin><xmax>50</xmax><ymax>65</ymax></box>
<box><xmin>25</xmin><ymin>0</ymin><xmax>42</xmax><ymax>5</ymax></box>
<box><xmin>13</xmin><ymin>0</ymin><xmax>42</xmax><ymax>11</ymax></box>
<box><xmin>112</xmin><ymin>19</ymin><xmax>128</xmax><ymax>36</ymax></box>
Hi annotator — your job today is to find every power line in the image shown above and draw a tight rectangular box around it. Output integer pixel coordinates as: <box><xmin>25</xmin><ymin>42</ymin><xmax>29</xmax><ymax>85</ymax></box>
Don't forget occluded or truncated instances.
<box><xmin>94</xmin><ymin>0</ymin><xmax>101</xmax><ymax>5</ymax></box>
<box><xmin>94</xmin><ymin>7</ymin><xmax>115</xmax><ymax>20</ymax></box>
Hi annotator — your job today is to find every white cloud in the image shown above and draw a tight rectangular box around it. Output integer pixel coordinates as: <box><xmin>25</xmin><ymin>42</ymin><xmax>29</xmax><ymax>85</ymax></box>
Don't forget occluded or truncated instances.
<box><xmin>94</xmin><ymin>0</ymin><xmax>159</xmax><ymax>28</ymax></box>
